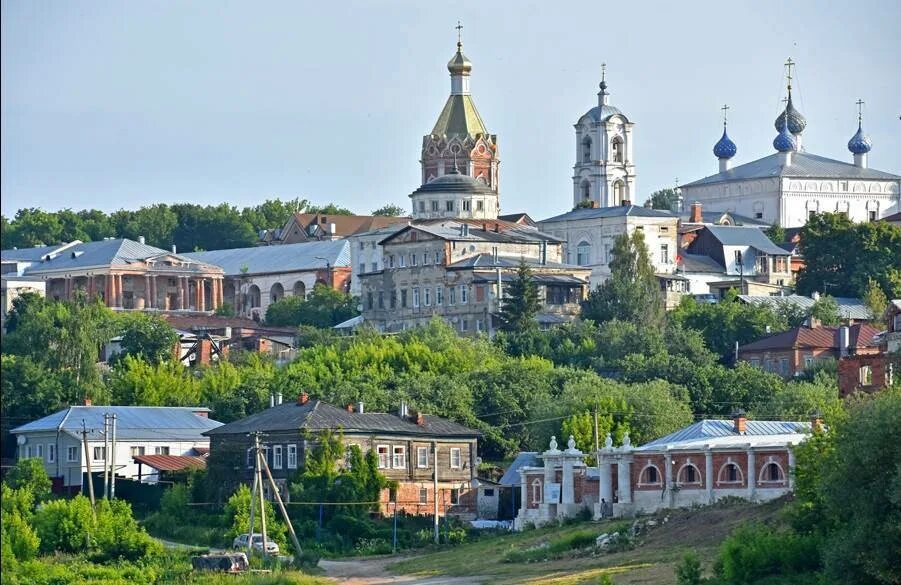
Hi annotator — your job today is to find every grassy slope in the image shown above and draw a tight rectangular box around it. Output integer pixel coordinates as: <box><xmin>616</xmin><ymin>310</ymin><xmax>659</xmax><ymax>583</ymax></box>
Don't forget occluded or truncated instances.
<box><xmin>388</xmin><ymin>498</ymin><xmax>789</xmax><ymax>585</ymax></box>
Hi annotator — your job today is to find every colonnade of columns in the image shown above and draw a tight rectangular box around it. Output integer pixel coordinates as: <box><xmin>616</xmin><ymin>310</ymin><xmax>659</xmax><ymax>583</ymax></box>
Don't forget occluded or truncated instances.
<box><xmin>53</xmin><ymin>273</ymin><xmax>224</xmax><ymax>312</ymax></box>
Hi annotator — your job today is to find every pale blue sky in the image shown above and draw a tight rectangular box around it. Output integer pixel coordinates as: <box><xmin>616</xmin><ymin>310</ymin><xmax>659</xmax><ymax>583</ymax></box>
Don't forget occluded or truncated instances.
<box><xmin>2</xmin><ymin>0</ymin><xmax>899</xmax><ymax>220</ymax></box>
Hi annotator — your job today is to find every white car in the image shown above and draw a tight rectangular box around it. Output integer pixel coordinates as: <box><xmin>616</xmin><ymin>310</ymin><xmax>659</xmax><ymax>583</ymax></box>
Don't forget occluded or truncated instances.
<box><xmin>232</xmin><ymin>533</ymin><xmax>280</xmax><ymax>555</ymax></box>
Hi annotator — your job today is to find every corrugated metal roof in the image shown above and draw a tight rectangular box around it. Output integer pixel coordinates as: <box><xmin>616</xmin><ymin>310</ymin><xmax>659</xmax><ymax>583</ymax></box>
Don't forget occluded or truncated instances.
<box><xmin>738</xmin><ymin>295</ymin><xmax>873</xmax><ymax>321</ymax></box>
<box><xmin>683</xmin><ymin>151</ymin><xmax>900</xmax><ymax>187</ymax></box>
<box><xmin>1</xmin><ymin>242</ymin><xmax>79</xmax><ymax>262</ymax></box>
<box><xmin>539</xmin><ymin>205</ymin><xmax>675</xmax><ymax>223</ymax></box>
<box><xmin>471</xmin><ymin>271</ymin><xmax>587</xmax><ymax>285</ymax></box>
<box><xmin>185</xmin><ymin>240</ymin><xmax>350</xmax><ymax>276</ymax></box>
<box><xmin>679</xmin><ymin>210</ymin><xmax>770</xmax><ymax>227</ymax></box>
<box><xmin>499</xmin><ymin>452</ymin><xmax>539</xmax><ymax>486</ymax></box>
<box><xmin>448</xmin><ymin>253</ymin><xmax>583</xmax><ymax>271</ymax></box>
<box><xmin>3</xmin><ymin>239</ymin><xmax>218</xmax><ymax>274</ymax></box>
<box><xmin>637</xmin><ymin>419</ymin><xmax>811</xmax><ymax>450</ymax></box>
<box><xmin>12</xmin><ymin>406</ymin><xmax>222</xmax><ymax>441</ymax></box>
<box><xmin>205</xmin><ymin>400</ymin><xmax>481</xmax><ymax>438</ymax></box>
<box><xmin>738</xmin><ymin>323</ymin><xmax>881</xmax><ymax>352</ymax></box>
<box><xmin>705</xmin><ymin>226</ymin><xmax>790</xmax><ymax>256</ymax></box>
<box><xmin>382</xmin><ymin>220</ymin><xmax>561</xmax><ymax>245</ymax></box>
<box><xmin>132</xmin><ymin>454</ymin><xmax>207</xmax><ymax>471</ymax></box>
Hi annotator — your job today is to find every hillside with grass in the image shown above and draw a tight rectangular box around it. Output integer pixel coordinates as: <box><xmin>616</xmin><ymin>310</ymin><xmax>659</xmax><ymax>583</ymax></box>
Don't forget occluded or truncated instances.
<box><xmin>387</xmin><ymin>498</ymin><xmax>789</xmax><ymax>585</ymax></box>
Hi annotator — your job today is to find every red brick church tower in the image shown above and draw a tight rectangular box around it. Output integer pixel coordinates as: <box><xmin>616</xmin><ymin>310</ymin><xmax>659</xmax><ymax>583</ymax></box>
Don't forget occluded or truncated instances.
<box><xmin>421</xmin><ymin>25</ymin><xmax>499</xmax><ymax>192</ymax></box>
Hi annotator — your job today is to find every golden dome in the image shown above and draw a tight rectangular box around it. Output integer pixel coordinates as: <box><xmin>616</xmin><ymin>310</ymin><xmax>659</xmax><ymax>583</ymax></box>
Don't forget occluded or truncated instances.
<box><xmin>447</xmin><ymin>42</ymin><xmax>472</xmax><ymax>76</ymax></box>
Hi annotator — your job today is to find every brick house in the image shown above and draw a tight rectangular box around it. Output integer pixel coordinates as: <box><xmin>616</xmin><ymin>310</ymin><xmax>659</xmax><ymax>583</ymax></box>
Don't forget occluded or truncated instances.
<box><xmin>738</xmin><ymin>323</ymin><xmax>881</xmax><ymax>378</ymax></box>
<box><xmin>837</xmin><ymin>299</ymin><xmax>901</xmax><ymax>397</ymax></box>
<box><xmin>513</xmin><ymin>413</ymin><xmax>813</xmax><ymax>528</ymax></box>
<box><xmin>204</xmin><ymin>395</ymin><xmax>481</xmax><ymax>518</ymax></box>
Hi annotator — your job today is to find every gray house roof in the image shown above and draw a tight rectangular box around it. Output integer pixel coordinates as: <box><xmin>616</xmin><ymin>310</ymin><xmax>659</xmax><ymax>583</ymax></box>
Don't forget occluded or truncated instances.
<box><xmin>447</xmin><ymin>253</ymin><xmax>583</xmax><ymax>271</ymax></box>
<box><xmin>705</xmin><ymin>225</ymin><xmax>789</xmax><ymax>256</ymax></box>
<box><xmin>185</xmin><ymin>240</ymin><xmax>350</xmax><ymax>276</ymax></box>
<box><xmin>205</xmin><ymin>399</ymin><xmax>481</xmax><ymax>439</ymax></box>
<box><xmin>683</xmin><ymin>151</ymin><xmax>900</xmax><ymax>187</ymax></box>
<box><xmin>381</xmin><ymin>220</ymin><xmax>561</xmax><ymax>246</ymax></box>
<box><xmin>737</xmin><ymin>294</ymin><xmax>873</xmax><ymax>321</ymax></box>
<box><xmin>2</xmin><ymin>239</ymin><xmax>212</xmax><ymax>274</ymax></box>
<box><xmin>637</xmin><ymin>419</ymin><xmax>811</xmax><ymax>451</ymax></box>
<box><xmin>499</xmin><ymin>452</ymin><xmax>539</xmax><ymax>486</ymax></box>
<box><xmin>11</xmin><ymin>406</ymin><xmax>222</xmax><ymax>441</ymax></box>
<box><xmin>680</xmin><ymin>253</ymin><xmax>725</xmax><ymax>273</ymax></box>
<box><xmin>540</xmin><ymin>205</ymin><xmax>675</xmax><ymax>224</ymax></box>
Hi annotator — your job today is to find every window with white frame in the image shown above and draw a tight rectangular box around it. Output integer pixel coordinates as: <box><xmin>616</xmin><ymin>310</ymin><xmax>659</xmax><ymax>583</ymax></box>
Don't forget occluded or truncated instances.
<box><xmin>67</xmin><ymin>446</ymin><xmax>79</xmax><ymax>462</ymax></box>
<box><xmin>576</xmin><ymin>241</ymin><xmax>590</xmax><ymax>266</ymax></box>
<box><xmin>411</xmin><ymin>253</ymin><xmax>418</xmax><ymax>267</ymax></box>
<box><xmin>412</xmin><ymin>288</ymin><xmax>420</xmax><ymax>308</ymax></box>
<box><xmin>399</xmin><ymin>255</ymin><xmax>406</xmax><ymax>268</ymax></box>
<box><xmin>436</xmin><ymin>287</ymin><xmax>443</xmax><ymax>305</ymax></box>
<box><xmin>23</xmin><ymin>446</ymin><xmax>31</xmax><ymax>459</ymax></box>
<box><xmin>460</xmin><ymin>285</ymin><xmax>468</xmax><ymax>304</ymax></box>
<box><xmin>393</xmin><ymin>446</ymin><xmax>406</xmax><ymax>469</ymax></box>
<box><xmin>476</xmin><ymin>200</ymin><xmax>484</xmax><ymax>211</ymax></box>
<box><xmin>371</xmin><ymin>262</ymin><xmax>378</xmax><ymax>272</ymax></box>
<box><xmin>388</xmin><ymin>255</ymin><xmax>395</xmax><ymax>268</ymax></box>
<box><xmin>640</xmin><ymin>464</ymin><xmax>661</xmax><ymax>484</ymax></box>
<box><xmin>419</xmin><ymin>487</ymin><xmax>428</xmax><ymax>504</ymax></box>
<box><xmin>450</xmin><ymin>448</ymin><xmax>462</xmax><ymax>469</ymax></box>
<box><xmin>287</xmin><ymin>444</ymin><xmax>298</xmax><ymax>469</ymax></box>
<box><xmin>660</xmin><ymin>244</ymin><xmax>670</xmax><ymax>265</ymax></box>
<box><xmin>273</xmin><ymin>445</ymin><xmax>283</xmax><ymax>469</ymax></box>
<box><xmin>462</xmin><ymin>200</ymin><xmax>471</xmax><ymax>212</ymax></box>
<box><xmin>446</xmin><ymin>201</ymin><xmax>454</xmax><ymax>212</ymax></box>
<box><xmin>417</xmin><ymin>447</ymin><xmax>429</xmax><ymax>468</ymax></box>
<box><xmin>93</xmin><ymin>446</ymin><xmax>106</xmax><ymax>460</ymax></box>
<box><xmin>431</xmin><ymin>200</ymin><xmax>439</xmax><ymax>212</ymax></box>
<box><xmin>422</xmin><ymin>253</ymin><xmax>429</xmax><ymax>265</ymax></box>
<box><xmin>377</xmin><ymin>445</ymin><xmax>390</xmax><ymax>469</ymax></box>
<box><xmin>155</xmin><ymin>446</ymin><xmax>170</xmax><ymax>455</ymax></box>
<box><xmin>47</xmin><ymin>444</ymin><xmax>56</xmax><ymax>463</ymax></box>
<box><xmin>449</xmin><ymin>287</ymin><xmax>456</xmax><ymax>305</ymax></box>
<box><xmin>130</xmin><ymin>446</ymin><xmax>146</xmax><ymax>457</ymax></box>
<box><xmin>424</xmin><ymin>288</ymin><xmax>431</xmax><ymax>306</ymax></box>
<box><xmin>760</xmin><ymin>461</ymin><xmax>784</xmax><ymax>482</ymax></box>
<box><xmin>860</xmin><ymin>365</ymin><xmax>873</xmax><ymax>386</ymax></box>
<box><xmin>450</xmin><ymin>488</ymin><xmax>460</xmax><ymax>504</ymax></box>
<box><xmin>476</xmin><ymin>319</ymin><xmax>483</xmax><ymax>332</ymax></box>
<box><xmin>531</xmin><ymin>478</ymin><xmax>542</xmax><ymax>504</ymax></box>
<box><xmin>36</xmin><ymin>444</ymin><xmax>43</xmax><ymax>459</ymax></box>
<box><xmin>460</xmin><ymin>320</ymin><xmax>468</xmax><ymax>332</ymax></box>
<box><xmin>434</xmin><ymin>251</ymin><xmax>442</xmax><ymax>264</ymax></box>
<box><xmin>718</xmin><ymin>461</ymin><xmax>743</xmax><ymax>484</ymax></box>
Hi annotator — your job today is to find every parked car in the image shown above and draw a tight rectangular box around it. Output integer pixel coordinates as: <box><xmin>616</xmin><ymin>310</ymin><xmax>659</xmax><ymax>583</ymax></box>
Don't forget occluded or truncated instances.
<box><xmin>232</xmin><ymin>533</ymin><xmax>280</xmax><ymax>555</ymax></box>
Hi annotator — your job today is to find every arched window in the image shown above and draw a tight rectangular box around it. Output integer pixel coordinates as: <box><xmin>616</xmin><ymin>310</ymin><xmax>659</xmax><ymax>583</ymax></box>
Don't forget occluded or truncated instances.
<box><xmin>759</xmin><ymin>462</ymin><xmax>784</xmax><ymax>483</ymax></box>
<box><xmin>612</xmin><ymin>137</ymin><xmax>624</xmax><ymax>163</ymax></box>
<box><xmin>581</xmin><ymin>180</ymin><xmax>591</xmax><ymax>201</ymax></box>
<box><xmin>718</xmin><ymin>461</ymin><xmax>743</xmax><ymax>484</ymax></box>
<box><xmin>677</xmin><ymin>463</ymin><xmax>702</xmax><ymax>486</ymax></box>
<box><xmin>293</xmin><ymin>281</ymin><xmax>306</xmax><ymax>298</ymax></box>
<box><xmin>245</xmin><ymin>284</ymin><xmax>261</xmax><ymax>314</ymax></box>
<box><xmin>613</xmin><ymin>181</ymin><xmax>624</xmax><ymax>206</ymax></box>
<box><xmin>530</xmin><ymin>478</ymin><xmax>542</xmax><ymax>504</ymax></box>
<box><xmin>639</xmin><ymin>464</ymin><xmax>662</xmax><ymax>485</ymax></box>
<box><xmin>270</xmin><ymin>282</ymin><xmax>284</xmax><ymax>304</ymax></box>
<box><xmin>576</xmin><ymin>241</ymin><xmax>591</xmax><ymax>266</ymax></box>
<box><xmin>581</xmin><ymin>136</ymin><xmax>592</xmax><ymax>163</ymax></box>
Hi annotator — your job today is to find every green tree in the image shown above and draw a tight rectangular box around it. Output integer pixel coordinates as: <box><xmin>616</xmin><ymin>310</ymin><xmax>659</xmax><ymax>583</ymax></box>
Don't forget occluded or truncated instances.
<box><xmin>171</xmin><ymin>203</ymin><xmax>257</xmax><ymax>252</ymax></box>
<box><xmin>863</xmin><ymin>278</ymin><xmax>888</xmax><ymax>322</ymax></box>
<box><xmin>3</xmin><ymin>459</ymin><xmax>51</xmax><ymax>503</ymax></box>
<box><xmin>110</xmin><ymin>204</ymin><xmax>178</xmax><ymax>249</ymax></box>
<box><xmin>224</xmin><ymin>484</ymin><xmax>287</xmax><ymax>546</ymax></box>
<box><xmin>796</xmin><ymin>212</ymin><xmax>901</xmax><ymax>299</ymax></box>
<box><xmin>117</xmin><ymin>313</ymin><xmax>179</xmax><ymax>365</ymax></box>
<box><xmin>496</xmin><ymin>259</ymin><xmax>541</xmax><ymax>332</ymax></box>
<box><xmin>107</xmin><ymin>354</ymin><xmax>201</xmax><ymax>406</ymax></box>
<box><xmin>6</xmin><ymin>208</ymin><xmax>63</xmax><ymax>247</ymax></box>
<box><xmin>305</xmin><ymin>203</ymin><xmax>354</xmax><ymax>215</ymax></box>
<box><xmin>648</xmin><ymin>187</ymin><xmax>679</xmax><ymax>211</ymax></box>
<box><xmin>242</xmin><ymin>197</ymin><xmax>309</xmax><ymax>232</ymax></box>
<box><xmin>581</xmin><ymin>230</ymin><xmax>663</xmax><ymax>325</ymax></box>
<box><xmin>765</xmin><ymin>222</ymin><xmax>787</xmax><ymax>243</ymax></box>
<box><xmin>772</xmin><ymin>298</ymin><xmax>810</xmax><ymax>328</ymax></box>
<box><xmin>809</xmin><ymin>295</ymin><xmax>842</xmax><ymax>326</ymax></box>
<box><xmin>371</xmin><ymin>203</ymin><xmax>407</xmax><ymax>216</ymax></box>
<box><xmin>265</xmin><ymin>283</ymin><xmax>358</xmax><ymax>328</ymax></box>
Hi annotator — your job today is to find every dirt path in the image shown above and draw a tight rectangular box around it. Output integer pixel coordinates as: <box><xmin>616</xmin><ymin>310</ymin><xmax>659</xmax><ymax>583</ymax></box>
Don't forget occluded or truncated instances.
<box><xmin>319</xmin><ymin>557</ymin><xmax>484</xmax><ymax>585</ymax></box>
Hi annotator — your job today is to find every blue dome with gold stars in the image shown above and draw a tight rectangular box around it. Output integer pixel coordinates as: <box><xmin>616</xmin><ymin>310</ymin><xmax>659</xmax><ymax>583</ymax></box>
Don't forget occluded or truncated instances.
<box><xmin>847</xmin><ymin>124</ymin><xmax>872</xmax><ymax>155</ymax></box>
<box><xmin>713</xmin><ymin>128</ymin><xmax>737</xmax><ymax>159</ymax></box>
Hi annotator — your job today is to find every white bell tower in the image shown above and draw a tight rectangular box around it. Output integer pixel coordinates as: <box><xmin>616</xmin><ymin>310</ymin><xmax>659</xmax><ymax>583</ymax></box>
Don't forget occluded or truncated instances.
<box><xmin>572</xmin><ymin>65</ymin><xmax>637</xmax><ymax>208</ymax></box>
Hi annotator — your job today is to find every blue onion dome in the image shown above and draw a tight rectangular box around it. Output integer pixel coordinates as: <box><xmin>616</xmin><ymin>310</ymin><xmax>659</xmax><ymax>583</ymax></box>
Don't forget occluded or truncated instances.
<box><xmin>713</xmin><ymin>127</ymin><xmax>737</xmax><ymax>159</ymax></box>
<box><xmin>847</xmin><ymin>123</ymin><xmax>872</xmax><ymax>154</ymax></box>
<box><xmin>773</xmin><ymin>119</ymin><xmax>796</xmax><ymax>152</ymax></box>
<box><xmin>774</xmin><ymin>95</ymin><xmax>807</xmax><ymax>134</ymax></box>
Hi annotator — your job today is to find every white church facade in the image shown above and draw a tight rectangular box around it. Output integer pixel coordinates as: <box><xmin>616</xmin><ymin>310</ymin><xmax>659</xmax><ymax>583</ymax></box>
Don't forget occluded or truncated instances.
<box><xmin>681</xmin><ymin>66</ymin><xmax>899</xmax><ymax>228</ymax></box>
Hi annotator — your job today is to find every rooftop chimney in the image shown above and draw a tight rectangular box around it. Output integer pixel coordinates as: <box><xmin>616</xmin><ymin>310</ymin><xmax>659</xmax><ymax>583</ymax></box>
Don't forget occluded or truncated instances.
<box><xmin>330</xmin><ymin>222</ymin><xmax>337</xmax><ymax>236</ymax></box>
<box><xmin>690</xmin><ymin>202</ymin><xmax>703</xmax><ymax>223</ymax></box>
<box><xmin>416</xmin><ymin>413</ymin><xmax>425</xmax><ymax>426</ymax></box>
<box><xmin>270</xmin><ymin>394</ymin><xmax>275</xmax><ymax>408</ymax></box>
<box><xmin>138</xmin><ymin>236</ymin><xmax>145</xmax><ymax>245</ymax></box>
<box><xmin>839</xmin><ymin>325</ymin><xmax>850</xmax><ymax>357</ymax></box>
<box><xmin>84</xmin><ymin>398</ymin><xmax>92</xmax><ymax>406</ymax></box>
<box><xmin>732</xmin><ymin>410</ymin><xmax>747</xmax><ymax>434</ymax></box>
<box><xmin>357</xmin><ymin>401</ymin><xmax>365</xmax><ymax>414</ymax></box>
<box><xmin>276</xmin><ymin>392</ymin><xmax>283</xmax><ymax>405</ymax></box>
<box><xmin>399</xmin><ymin>401</ymin><xmax>408</xmax><ymax>418</ymax></box>
<box><xmin>494</xmin><ymin>223</ymin><xmax>500</xmax><ymax>233</ymax></box>
<box><xmin>621</xmin><ymin>199</ymin><xmax>631</xmax><ymax>207</ymax></box>
<box><xmin>171</xmin><ymin>244</ymin><xmax>177</xmax><ymax>254</ymax></box>
<box><xmin>461</xmin><ymin>224</ymin><xmax>470</xmax><ymax>237</ymax></box>
<box><xmin>298</xmin><ymin>392</ymin><xmax>309</xmax><ymax>405</ymax></box>
<box><xmin>347</xmin><ymin>404</ymin><xmax>354</xmax><ymax>413</ymax></box>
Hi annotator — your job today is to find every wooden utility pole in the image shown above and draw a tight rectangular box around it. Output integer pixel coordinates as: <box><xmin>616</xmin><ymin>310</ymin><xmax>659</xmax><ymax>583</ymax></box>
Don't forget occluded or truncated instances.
<box><xmin>254</xmin><ymin>434</ymin><xmax>268</xmax><ymax>558</ymax></box>
<box><xmin>259</xmin><ymin>448</ymin><xmax>303</xmax><ymax>557</ymax></box>
<box><xmin>103</xmin><ymin>413</ymin><xmax>109</xmax><ymax>499</ymax></box>
<box><xmin>81</xmin><ymin>421</ymin><xmax>96</xmax><ymax>516</ymax></box>
<box><xmin>110</xmin><ymin>414</ymin><xmax>117</xmax><ymax>500</ymax></box>
<box><xmin>247</xmin><ymin>465</ymin><xmax>258</xmax><ymax>556</ymax></box>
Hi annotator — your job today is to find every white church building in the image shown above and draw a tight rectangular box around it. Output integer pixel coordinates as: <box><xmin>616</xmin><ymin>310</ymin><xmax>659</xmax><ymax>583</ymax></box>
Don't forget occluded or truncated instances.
<box><xmin>680</xmin><ymin>63</ymin><xmax>899</xmax><ymax>228</ymax></box>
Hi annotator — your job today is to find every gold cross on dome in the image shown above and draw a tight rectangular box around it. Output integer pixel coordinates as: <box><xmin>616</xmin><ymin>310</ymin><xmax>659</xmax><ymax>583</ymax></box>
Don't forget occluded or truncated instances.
<box><xmin>455</xmin><ymin>21</ymin><xmax>463</xmax><ymax>45</ymax></box>
<box><xmin>721</xmin><ymin>104</ymin><xmax>730</xmax><ymax>125</ymax></box>
<box><xmin>856</xmin><ymin>98</ymin><xmax>865</xmax><ymax>122</ymax></box>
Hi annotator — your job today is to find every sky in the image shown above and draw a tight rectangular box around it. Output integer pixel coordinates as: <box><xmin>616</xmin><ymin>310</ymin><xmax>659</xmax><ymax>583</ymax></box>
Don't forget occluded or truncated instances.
<box><xmin>2</xmin><ymin>0</ymin><xmax>900</xmax><ymax>221</ymax></box>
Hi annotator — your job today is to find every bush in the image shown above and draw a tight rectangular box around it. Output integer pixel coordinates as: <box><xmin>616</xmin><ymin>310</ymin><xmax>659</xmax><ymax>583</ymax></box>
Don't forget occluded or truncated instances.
<box><xmin>1</xmin><ymin>511</ymin><xmax>40</xmax><ymax>562</ymax></box>
<box><xmin>93</xmin><ymin>499</ymin><xmax>162</xmax><ymax>562</ymax></box>
<box><xmin>32</xmin><ymin>496</ymin><xmax>96</xmax><ymax>554</ymax></box>
<box><xmin>676</xmin><ymin>551</ymin><xmax>703</xmax><ymax>585</ymax></box>
<box><xmin>4</xmin><ymin>459</ymin><xmax>52</xmax><ymax>503</ymax></box>
<box><xmin>715</xmin><ymin>524</ymin><xmax>821</xmax><ymax>584</ymax></box>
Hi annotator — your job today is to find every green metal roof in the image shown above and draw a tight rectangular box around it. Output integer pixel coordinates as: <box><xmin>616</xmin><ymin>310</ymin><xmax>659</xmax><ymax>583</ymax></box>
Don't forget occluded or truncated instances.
<box><xmin>431</xmin><ymin>94</ymin><xmax>489</xmax><ymax>138</ymax></box>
